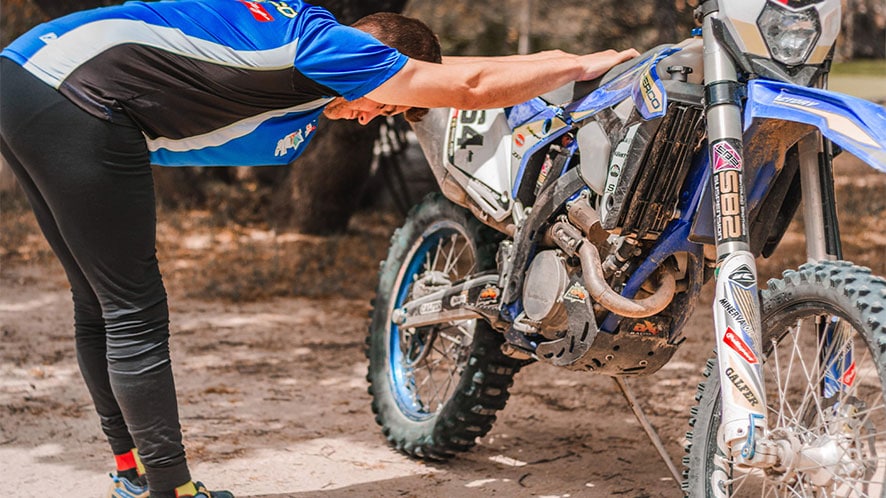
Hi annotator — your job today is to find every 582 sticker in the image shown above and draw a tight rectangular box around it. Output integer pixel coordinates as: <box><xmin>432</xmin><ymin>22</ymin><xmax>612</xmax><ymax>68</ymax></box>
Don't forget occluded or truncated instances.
<box><xmin>711</xmin><ymin>139</ymin><xmax>746</xmax><ymax>243</ymax></box>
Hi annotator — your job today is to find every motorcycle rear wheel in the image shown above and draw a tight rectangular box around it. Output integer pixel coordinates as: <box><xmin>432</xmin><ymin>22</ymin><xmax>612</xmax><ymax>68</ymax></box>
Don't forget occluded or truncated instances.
<box><xmin>684</xmin><ymin>261</ymin><xmax>886</xmax><ymax>497</ymax></box>
<box><xmin>366</xmin><ymin>194</ymin><xmax>522</xmax><ymax>460</ymax></box>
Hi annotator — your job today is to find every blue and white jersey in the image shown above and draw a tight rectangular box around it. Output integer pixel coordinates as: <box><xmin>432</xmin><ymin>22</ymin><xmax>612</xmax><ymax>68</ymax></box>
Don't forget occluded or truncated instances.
<box><xmin>0</xmin><ymin>0</ymin><xmax>408</xmax><ymax>166</ymax></box>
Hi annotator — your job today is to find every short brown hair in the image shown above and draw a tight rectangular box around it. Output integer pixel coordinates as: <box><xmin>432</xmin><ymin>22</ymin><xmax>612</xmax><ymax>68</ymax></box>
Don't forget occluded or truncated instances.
<box><xmin>352</xmin><ymin>13</ymin><xmax>441</xmax><ymax>122</ymax></box>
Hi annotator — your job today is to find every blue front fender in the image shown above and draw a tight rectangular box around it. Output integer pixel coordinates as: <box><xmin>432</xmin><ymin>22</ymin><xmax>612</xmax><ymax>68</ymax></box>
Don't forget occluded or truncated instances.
<box><xmin>745</xmin><ymin>80</ymin><xmax>886</xmax><ymax>172</ymax></box>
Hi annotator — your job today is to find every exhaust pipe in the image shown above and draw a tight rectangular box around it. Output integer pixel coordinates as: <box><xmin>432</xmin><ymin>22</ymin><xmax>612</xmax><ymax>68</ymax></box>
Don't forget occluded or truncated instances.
<box><xmin>547</xmin><ymin>220</ymin><xmax>676</xmax><ymax>318</ymax></box>
<box><xmin>577</xmin><ymin>242</ymin><xmax>676</xmax><ymax>318</ymax></box>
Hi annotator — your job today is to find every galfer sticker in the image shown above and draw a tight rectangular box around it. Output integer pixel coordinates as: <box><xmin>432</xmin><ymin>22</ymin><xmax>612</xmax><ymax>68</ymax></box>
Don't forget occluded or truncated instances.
<box><xmin>721</xmin><ymin>356</ymin><xmax>765</xmax><ymax>412</ymax></box>
<box><xmin>724</xmin><ymin>365</ymin><xmax>761</xmax><ymax>408</ymax></box>
<box><xmin>723</xmin><ymin>326</ymin><xmax>758</xmax><ymax>364</ymax></box>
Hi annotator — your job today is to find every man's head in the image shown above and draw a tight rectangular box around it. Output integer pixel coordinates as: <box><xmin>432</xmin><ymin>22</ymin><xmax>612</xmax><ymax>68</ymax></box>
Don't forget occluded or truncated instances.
<box><xmin>351</xmin><ymin>12</ymin><xmax>442</xmax><ymax>67</ymax></box>
<box><xmin>323</xmin><ymin>12</ymin><xmax>441</xmax><ymax>125</ymax></box>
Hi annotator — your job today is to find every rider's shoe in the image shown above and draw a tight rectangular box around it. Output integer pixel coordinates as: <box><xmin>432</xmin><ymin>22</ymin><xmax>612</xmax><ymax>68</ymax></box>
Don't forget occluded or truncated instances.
<box><xmin>107</xmin><ymin>473</ymin><xmax>149</xmax><ymax>498</ymax></box>
<box><xmin>175</xmin><ymin>481</ymin><xmax>235</xmax><ymax>498</ymax></box>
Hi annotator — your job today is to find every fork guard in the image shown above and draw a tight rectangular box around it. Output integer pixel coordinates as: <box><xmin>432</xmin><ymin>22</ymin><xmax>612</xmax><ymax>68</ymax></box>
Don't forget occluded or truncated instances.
<box><xmin>745</xmin><ymin>80</ymin><xmax>886</xmax><ymax>172</ymax></box>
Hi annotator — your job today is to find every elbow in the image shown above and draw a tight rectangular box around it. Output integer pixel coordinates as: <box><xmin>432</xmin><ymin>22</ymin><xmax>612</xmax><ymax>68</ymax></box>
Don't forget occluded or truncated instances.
<box><xmin>452</xmin><ymin>80</ymin><xmax>490</xmax><ymax>110</ymax></box>
<box><xmin>451</xmin><ymin>74</ymin><xmax>496</xmax><ymax>110</ymax></box>
<box><xmin>433</xmin><ymin>67</ymin><xmax>507</xmax><ymax>109</ymax></box>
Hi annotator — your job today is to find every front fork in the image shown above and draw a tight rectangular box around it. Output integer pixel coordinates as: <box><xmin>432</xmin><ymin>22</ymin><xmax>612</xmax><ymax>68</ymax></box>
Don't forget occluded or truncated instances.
<box><xmin>702</xmin><ymin>8</ymin><xmax>852</xmax><ymax>473</ymax></box>
<box><xmin>702</xmin><ymin>10</ymin><xmax>769</xmax><ymax>464</ymax></box>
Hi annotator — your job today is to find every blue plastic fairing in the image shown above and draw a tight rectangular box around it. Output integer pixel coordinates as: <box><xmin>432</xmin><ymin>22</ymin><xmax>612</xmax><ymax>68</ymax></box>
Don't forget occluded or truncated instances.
<box><xmin>566</xmin><ymin>47</ymin><xmax>681</xmax><ymax>122</ymax></box>
<box><xmin>745</xmin><ymin>80</ymin><xmax>886</xmax><ymax>172</ymax></box>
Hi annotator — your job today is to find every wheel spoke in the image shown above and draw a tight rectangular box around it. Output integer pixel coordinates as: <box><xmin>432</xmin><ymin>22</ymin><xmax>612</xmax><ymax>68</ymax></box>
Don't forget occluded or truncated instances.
<box><xmin>779</xmin><ymin>320</ymin><xmax>803</xmax><ymax>424</ymax></box>
<box><xmin>405</xmin><ymin>323</ymin><xmax>473</xmax><ymax>415</ymax></box>
<box><xmin>787</xmin><ymin>317</ymin><xmax>825</xmax><ymax>430</ymax></box>
<box><xmin>369</xmin><ymin>199</ymin><xmax>521</xmax><ymax>461</ymax></box>
<box><xmin>441</xmin><ymin>233</ymin><xmax>456</xmax><ymax>277</ymax></box>
<box><xmin>445</xmin><ymin>238</ymin><xmax>472</xmax><ymax>278</ymax></box>
<box><xmin>728</xmin><ymin>471</ymin><xmax>752</xmax><ymax>495</ymax></box>
<box><xmin>771</xmin><ymin>336</ymin><xmax>788</xmax><ymax>429</ymax></box>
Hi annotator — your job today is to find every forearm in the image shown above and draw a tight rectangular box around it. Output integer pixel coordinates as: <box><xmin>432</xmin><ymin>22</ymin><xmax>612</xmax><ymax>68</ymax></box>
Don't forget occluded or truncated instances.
<box><xmin>367</xmin><ymin>49</ymin><xmax>638</xmax><ymax>111</ymax></box>
<box><xmin>441</xmin><ymin>50</ymin><xmax>571</xmax><ymax>64</ymax></box>
<box><xmin>447</xmin><ymin>58</ymin><xmax>584</xmax><ymax>108</ymax></box>
<box><xmin>368</xmin><ymin>58</ymin><xmax>581</xmax><ymax>110</ymax></box>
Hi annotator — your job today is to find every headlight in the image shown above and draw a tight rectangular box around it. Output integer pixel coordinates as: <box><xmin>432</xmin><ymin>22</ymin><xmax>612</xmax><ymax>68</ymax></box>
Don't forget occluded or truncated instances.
<box><xmin>757</xmin><ymin>2</ymin><xmax>821</xmax><ymax>66</ymax></box>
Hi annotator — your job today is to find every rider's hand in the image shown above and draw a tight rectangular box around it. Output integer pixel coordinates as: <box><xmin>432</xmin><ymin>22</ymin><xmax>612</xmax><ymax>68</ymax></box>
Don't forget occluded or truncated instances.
<box><xmin>576</xmin><ymin>49</ymin><xmax>640</xmax><ymax>81</ymax></box>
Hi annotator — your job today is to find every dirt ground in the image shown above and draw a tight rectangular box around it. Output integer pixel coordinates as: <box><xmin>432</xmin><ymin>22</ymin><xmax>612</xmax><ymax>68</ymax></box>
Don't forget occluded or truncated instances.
<box><xmin>1</xmin><ymin>154</ymin><xmax>884</xmax><ymax>498</ymax></box>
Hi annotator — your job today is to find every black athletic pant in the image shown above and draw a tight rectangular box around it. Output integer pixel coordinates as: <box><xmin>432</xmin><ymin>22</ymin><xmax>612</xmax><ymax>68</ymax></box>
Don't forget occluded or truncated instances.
<box><xmin>0</xmin><ymin>58</ymin><xmax>191</xmax><ymax>492</ymax></box>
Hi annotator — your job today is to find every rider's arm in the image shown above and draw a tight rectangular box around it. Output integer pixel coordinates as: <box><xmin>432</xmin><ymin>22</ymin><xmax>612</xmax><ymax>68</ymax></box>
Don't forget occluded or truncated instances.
<box><xmin>441</xmin><ymin>50</ymin><xmax>573</xmax><ymax>64</ymax></box>
<box><xmin>365</xmin><ymin>49</ymin><xmax>638</xmax><ymax>110</ymax></box>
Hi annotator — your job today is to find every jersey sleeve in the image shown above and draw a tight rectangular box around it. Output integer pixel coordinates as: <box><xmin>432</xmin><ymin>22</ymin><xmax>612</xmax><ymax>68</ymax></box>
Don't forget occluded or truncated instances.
<box><xmin>293</xmin><ymin>9</ymin><xmax>408</xmax><ymax>101</ymax></box>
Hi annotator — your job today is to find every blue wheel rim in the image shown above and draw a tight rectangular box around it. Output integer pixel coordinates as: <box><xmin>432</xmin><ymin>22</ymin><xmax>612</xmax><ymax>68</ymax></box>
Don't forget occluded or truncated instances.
<box><xmin>387</xmin><ymin>223</ymin><xmax>475</xmax><ymax>421</ymax></box>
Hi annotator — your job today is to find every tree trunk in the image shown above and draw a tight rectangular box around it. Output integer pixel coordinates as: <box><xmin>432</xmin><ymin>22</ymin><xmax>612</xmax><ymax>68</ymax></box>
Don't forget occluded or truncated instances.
<box><xmin>30</xmin><ymin>0</ymin><xmax>115</xmax><ymax>18</ymax></box>
<box><xmin>653</xmin><ymin>0</ymin><xmax>681</xmax><ymax>46</ymax></box>
<box><xmin>272</xmin><ymin>0</ymin><xmax>409</xmax><ymax>234</ymax></box>
<box><xmin>272</xmin><ymin>117</ymin><xmax>381</xmax><ymax>233</ymax></box>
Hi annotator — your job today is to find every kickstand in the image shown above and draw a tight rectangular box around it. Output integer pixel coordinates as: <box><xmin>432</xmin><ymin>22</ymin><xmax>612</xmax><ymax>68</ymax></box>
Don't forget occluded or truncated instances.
<box><xmin>612</xmin><ymin>376</ymin><xmax>683</xmax><ymax>489</ymax></box>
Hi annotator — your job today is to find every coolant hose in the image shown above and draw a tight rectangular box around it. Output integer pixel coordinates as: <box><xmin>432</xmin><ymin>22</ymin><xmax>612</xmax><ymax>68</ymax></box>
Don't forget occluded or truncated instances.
<box><xmin>577</xmin><ymin>242</ymin><xmax>676</xmax><ymax>318</ymax></box>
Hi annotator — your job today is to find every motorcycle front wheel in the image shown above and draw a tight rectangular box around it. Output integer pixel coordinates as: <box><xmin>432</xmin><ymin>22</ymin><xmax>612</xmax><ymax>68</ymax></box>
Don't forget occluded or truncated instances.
<box><xmin>366</xmin><ymin>193</ymin><xmax>523</xmax><ymax>460</ymax></box>
<box><xmin>685</xmin><ymin>261</ymin><xmax>886</xmax><ymax>497</ymax></box>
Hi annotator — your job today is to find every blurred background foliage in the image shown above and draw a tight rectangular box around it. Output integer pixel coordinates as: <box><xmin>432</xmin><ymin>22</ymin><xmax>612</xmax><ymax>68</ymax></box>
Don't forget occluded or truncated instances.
<box><xmin>404</xmin><ymin>0</ymin><xmax>884</xmax><ymax>59</ymax></box>
<box><xmin>1</xmin><ymin>0</ymin><xmax>884</xmax><ymax>231</ymax></box>
<box><xmin>6</xmin><ymin>1</ymin><xmax>881</xmax><ymax>58</ymax></box>
<box><xmin>1</xmin><ymin>0</ymin><xmax>883</xmax><ymax>300</ymax></box>
<box><xmin>407</xmin><ymin>0</ymin><xmax>695</xmax><ymax>56</ymax></box>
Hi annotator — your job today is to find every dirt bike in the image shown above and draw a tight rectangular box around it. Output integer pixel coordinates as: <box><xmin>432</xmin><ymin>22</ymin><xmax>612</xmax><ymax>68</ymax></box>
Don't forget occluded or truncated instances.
<box><xmin>365</xmin><ymin>0</ymin><xmax>886</xmax><ymax>495</ymax></box>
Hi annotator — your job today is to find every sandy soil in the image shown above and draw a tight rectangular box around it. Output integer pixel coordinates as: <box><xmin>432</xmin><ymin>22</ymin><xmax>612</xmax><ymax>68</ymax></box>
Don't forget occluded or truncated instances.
<box><xmin>1</xmin><ymin>154</ymin><xmax>883</xmax><ymax>498</ymax></box>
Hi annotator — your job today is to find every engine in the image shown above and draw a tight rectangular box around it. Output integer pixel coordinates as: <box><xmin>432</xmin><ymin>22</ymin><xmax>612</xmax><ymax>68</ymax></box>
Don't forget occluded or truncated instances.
<box><xmin>513</xmin><ymin>90</ymin><xmax>707</xmax><ymax>374</ymax></box>
<box><xmin>521</xmin><ymin>249</ymin><xmax>572</xmax><ymax>338</ymax></box>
